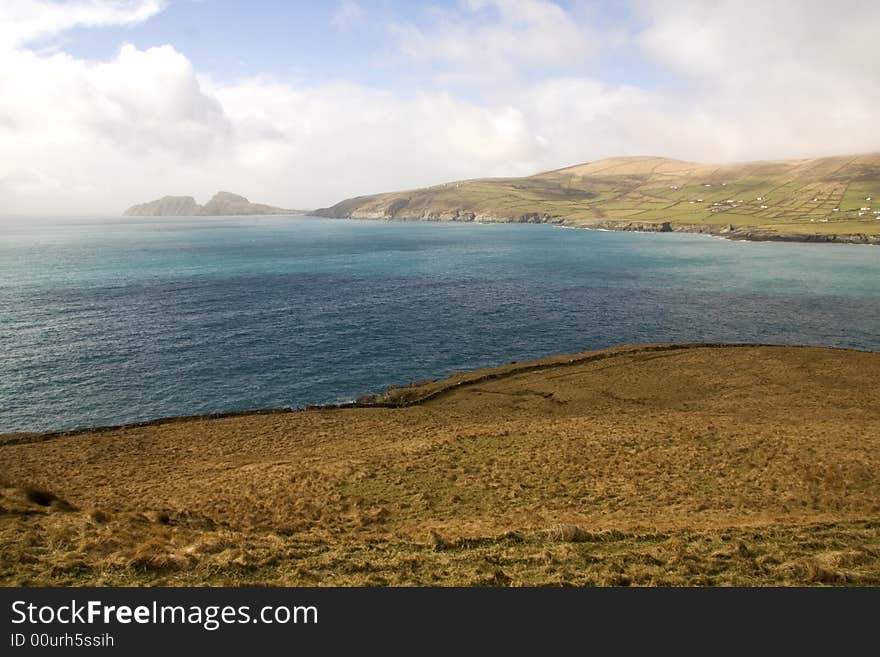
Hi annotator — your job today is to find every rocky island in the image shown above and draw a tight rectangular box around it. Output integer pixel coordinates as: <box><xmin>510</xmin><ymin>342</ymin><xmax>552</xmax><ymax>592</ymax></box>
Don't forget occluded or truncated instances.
<box><xmin>315</xmin><ymin>153</ymin><xmax>880</xmax><ymax>244</ymax></box>
<box><xmin>124</xmin><ymin>191</ymin><xmax>298</xmax><ymax>216</ymax></box>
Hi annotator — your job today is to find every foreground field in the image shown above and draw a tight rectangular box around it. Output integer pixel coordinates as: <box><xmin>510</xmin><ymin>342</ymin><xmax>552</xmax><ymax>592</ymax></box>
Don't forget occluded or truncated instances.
<box><xmin>315</xmin><ymin>153</ymin><xmax>880</xmax><ymax>243</ymax></box>
<box><xmin>2</xmin><ymin>344</ymin><xmax>879</xmax><ymax>586</ymax></box>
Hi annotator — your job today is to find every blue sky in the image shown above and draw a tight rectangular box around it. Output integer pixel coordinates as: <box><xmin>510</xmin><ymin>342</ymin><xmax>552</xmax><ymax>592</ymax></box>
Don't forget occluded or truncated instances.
<box><xmin>58</xmin><ymin>1</ymin><xmax>405</xmax><ymax>83</ymax></box>
<box><xmin>1</xmin><ymin>0</ymin><xmax>878</xmax><ymax>213</ymax></box>
<box><xmin>55</xmin><ymin>1</ymin><xmax>657</xmax><ymax>92</ymax></box>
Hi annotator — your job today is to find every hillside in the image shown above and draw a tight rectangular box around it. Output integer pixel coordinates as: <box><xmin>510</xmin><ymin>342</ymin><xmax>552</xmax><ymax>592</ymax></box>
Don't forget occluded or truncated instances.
<box><xmin>124</xmin><ymin>191</ymin><xmax>298</xmax><ymax>216</ymax></box>
<box><xmin>2</xmin><ymin>343</ymin><xmax>879</xmax><ymax>586</ymax></box>
<box><xmin>315</xmin><ymin>153</ymin><xmax>880</xmax><ymax>243</ymax></box>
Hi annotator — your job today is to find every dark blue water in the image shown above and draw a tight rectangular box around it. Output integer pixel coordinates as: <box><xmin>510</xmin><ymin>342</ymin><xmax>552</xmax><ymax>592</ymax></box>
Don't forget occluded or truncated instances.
<box><xmin>1</xmin><ymin>215</ymin><xmax>878</xmax><ymax>432</ymax></box>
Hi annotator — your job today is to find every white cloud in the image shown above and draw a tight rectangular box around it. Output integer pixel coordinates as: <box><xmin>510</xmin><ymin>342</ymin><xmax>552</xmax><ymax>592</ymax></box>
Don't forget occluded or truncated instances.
<box><xmin>330</xmin><ymin>0</ymin><xmax>364</xmax><ymax>31</ymax></box>
<box><xmin>392</xmin><ymin>0</ymin><xmax>598</xmax><ymax>82</ymax></box>
<box><xmin>0</xmin><ymin>0</ymin><xmax>879</xmax><ymax>214</ymax></box>
<box><xmin>0</xmin><ymin>0</ymin><xmax>165</xmax><ymax>47</ymax></box>
<box><xmin>0</xmin><ymin>42</ymin><xmax>234</xmax><ymax>212</ymax></box>
<box><xmin>0</xmin><ymin>38</ymin><xmax>550</xmax><ymax>213</ymax></box>
<box><xmin>633</xmin><ymin>0</ymin><xmax>880</xmax><ymax>160</ymax></box>
<box><xmin>637</xmin><ymin>0</ymin><xmax>880</xmax><ymax>85</ymax></box>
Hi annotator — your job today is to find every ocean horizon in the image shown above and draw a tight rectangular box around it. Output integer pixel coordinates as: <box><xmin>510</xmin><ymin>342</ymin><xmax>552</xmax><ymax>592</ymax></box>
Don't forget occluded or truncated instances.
<box><xmin>2</xmin><ymin>214</ymin><xmax>879</xmax><ymax>433</ymax></box>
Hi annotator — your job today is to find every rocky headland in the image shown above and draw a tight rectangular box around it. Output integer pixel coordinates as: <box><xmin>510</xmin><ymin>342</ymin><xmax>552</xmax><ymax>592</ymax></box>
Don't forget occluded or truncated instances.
<box><xmin>314</xmin><ymin>153</ymin><xmax>880</xmax><ymax>245</ymax></box>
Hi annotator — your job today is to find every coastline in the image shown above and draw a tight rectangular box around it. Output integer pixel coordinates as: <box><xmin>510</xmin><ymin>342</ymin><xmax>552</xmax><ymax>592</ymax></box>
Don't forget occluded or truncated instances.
<box><xmin>1</xmin><ymin>341</ymin><xmax>873</xmax><ymax>445</ymax></box>
<box><xmin>312</xmin><ymin>209</ymin><xmax>880</xmax><ymax>245</ymax></box>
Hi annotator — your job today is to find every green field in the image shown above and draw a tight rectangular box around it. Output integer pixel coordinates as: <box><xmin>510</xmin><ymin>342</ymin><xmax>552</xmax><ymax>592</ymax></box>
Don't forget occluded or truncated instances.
<box><xmin>316</xmin><ymin>153</ymin><xmax>880</xmax><ymax>238</ymax></box>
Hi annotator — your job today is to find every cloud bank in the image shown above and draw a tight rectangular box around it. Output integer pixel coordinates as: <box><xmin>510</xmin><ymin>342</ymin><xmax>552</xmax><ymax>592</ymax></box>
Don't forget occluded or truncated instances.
<box><xmin>1</xmin><ymin>0</ymin><xmax>878</xmax><ymax>214</ymax></box>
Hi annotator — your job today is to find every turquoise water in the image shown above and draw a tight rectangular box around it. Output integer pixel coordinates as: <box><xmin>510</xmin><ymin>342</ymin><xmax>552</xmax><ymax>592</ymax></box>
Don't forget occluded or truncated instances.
<box><xmin>1</xmin><ymin>215</ymin><xmax>878</xmax><ymax>432</ymax></box>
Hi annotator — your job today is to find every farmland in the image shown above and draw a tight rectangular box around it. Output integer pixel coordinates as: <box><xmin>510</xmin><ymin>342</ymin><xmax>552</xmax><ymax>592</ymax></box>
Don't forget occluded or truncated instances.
<box><xmin>316</xmin><ymin>153</ymin><xmax>880</xmax><ymax>241</ymax></box>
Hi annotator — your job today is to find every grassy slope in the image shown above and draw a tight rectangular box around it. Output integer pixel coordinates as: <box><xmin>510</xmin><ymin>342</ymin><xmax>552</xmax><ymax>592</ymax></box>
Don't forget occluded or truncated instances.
<box><xmin>316</xmin><ymin>153</ymin><xmax>880</xmax><ymax>237</ymax></box>
<box><xmin>2</xmin><ymin>344</ymin><xmax>879</xmax><ymax>586</ymax></box>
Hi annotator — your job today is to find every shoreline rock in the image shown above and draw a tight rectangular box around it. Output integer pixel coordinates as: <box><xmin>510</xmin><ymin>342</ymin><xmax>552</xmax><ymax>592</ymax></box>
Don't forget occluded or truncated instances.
<box><xmin>313</xmin><ymin>206</ymin><xmax>880</xmax><ymax>245</ymax></box>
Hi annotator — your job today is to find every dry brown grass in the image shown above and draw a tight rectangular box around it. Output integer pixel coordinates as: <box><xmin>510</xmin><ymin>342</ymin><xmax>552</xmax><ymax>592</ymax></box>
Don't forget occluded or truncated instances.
<box><xmin>2</xmin><ymin>343</ymin><xmax>879</xmax><ymax>586</ymax></box>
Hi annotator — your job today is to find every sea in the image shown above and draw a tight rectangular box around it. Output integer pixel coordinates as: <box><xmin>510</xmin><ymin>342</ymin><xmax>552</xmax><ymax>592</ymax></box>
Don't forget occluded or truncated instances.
<box><xmin>1</xmin><ymin>215</ymin><xmax>878</xmax><ymax>433</ymax></box>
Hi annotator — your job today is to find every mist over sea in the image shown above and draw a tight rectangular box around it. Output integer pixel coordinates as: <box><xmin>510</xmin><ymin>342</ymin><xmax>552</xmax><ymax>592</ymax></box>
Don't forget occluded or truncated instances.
<box><xmin>2</xmin><ymin>215</ymin><xmax>879</xmax><ymax>433</ymax></box>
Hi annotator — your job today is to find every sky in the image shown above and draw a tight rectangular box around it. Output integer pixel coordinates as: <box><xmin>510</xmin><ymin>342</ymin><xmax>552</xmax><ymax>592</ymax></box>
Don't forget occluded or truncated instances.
<box><xmin>1</xmin><ymin>0</ymin><xmax>878</xmax><ymax>214</ymax></box>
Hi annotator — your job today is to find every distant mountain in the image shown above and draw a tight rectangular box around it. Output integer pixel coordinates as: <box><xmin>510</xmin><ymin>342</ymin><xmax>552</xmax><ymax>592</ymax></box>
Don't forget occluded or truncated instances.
<box><xmin>124</xmin><ymin>191</ymin><xmax>299</xmax><ymax>216</ymax></box>
<box><xmin>315</xmin><ymin>153</ymin><xmax>880</xmax><ymax>244</ymax></box>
